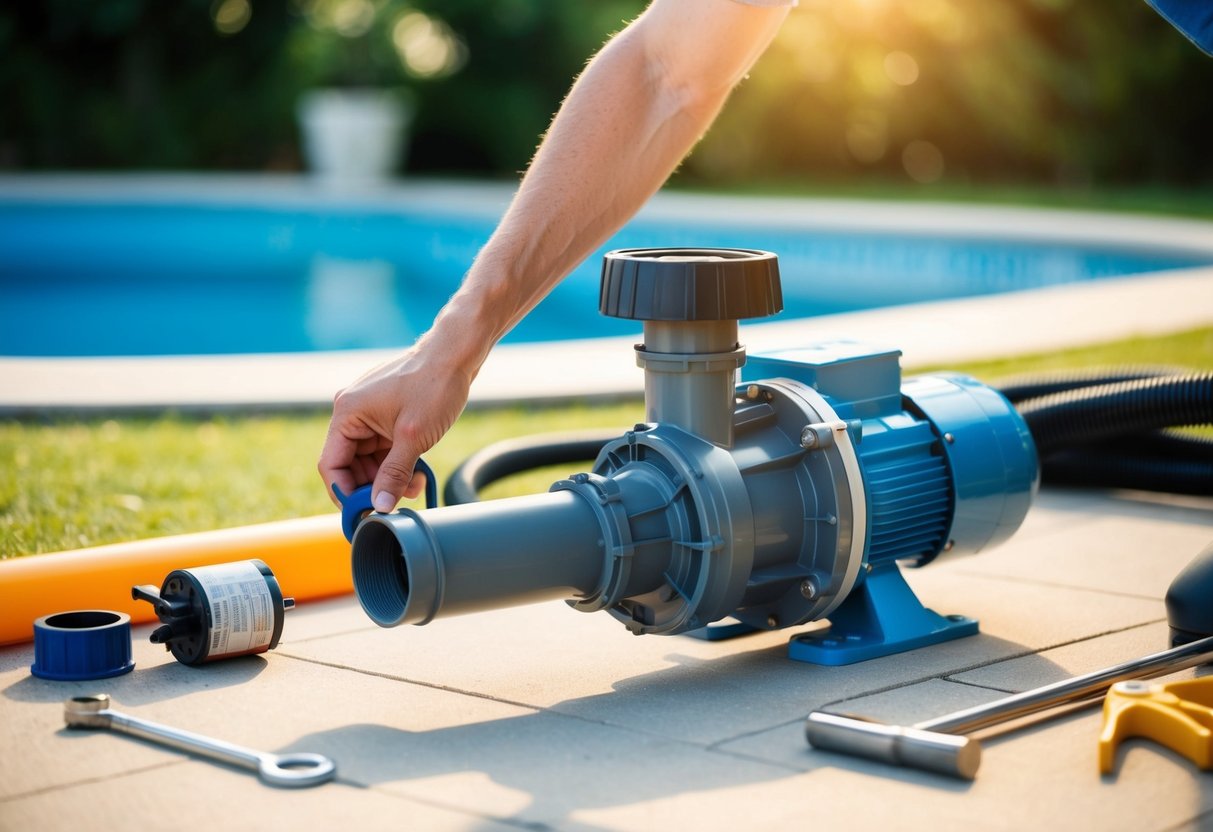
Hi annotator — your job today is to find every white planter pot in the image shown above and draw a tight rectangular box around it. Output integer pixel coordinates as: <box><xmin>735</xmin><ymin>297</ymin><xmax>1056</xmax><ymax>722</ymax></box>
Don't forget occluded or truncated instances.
<box><xmin>297</xmin><ymin>88</ymin><xmax>413</xmax><ymax>184</ymax></box>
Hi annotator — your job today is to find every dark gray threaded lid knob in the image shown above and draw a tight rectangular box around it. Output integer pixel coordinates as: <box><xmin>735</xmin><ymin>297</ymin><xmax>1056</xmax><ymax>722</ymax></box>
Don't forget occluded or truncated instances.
<box><xmin>599</xmin><ymin>248</ymin><xmax>783</xmax><ymax>322</ymax></box>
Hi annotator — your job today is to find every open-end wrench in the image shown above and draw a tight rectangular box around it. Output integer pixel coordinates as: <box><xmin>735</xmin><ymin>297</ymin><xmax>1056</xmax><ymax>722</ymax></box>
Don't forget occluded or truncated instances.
<box><xmin>64</xmin><ymin>694</ymin><xmax>336</xmax><ymax>788</ymax></box>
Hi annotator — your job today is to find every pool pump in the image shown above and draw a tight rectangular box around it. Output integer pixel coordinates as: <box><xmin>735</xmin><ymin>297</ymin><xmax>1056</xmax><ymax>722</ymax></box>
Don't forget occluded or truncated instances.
<box><xmin>349</xmin><ymin>248</ymin><xmax>1039</xmax><ymax>665</ymax></box>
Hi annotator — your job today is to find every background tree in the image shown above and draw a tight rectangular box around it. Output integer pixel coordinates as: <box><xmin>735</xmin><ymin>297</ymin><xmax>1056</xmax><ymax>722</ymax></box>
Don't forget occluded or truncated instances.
<box><xmin>2</xmin><ymin>0</ymin><xmax>1210</xmax><ymax>190</ymax></box>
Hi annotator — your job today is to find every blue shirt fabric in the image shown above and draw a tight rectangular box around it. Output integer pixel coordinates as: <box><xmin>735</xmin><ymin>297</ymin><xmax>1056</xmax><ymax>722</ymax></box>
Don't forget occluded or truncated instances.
<box><xmin>1145</xmin><ymin>0</ymin><xmax>1213</xmax><ymax>55</ymax></box>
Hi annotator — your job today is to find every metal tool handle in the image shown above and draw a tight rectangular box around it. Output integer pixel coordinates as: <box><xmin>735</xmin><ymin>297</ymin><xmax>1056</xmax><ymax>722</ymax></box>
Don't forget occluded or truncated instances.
<box><xmin>256</xmin><ymin>752</ymin><xmax>339</xmax><ymax>787</ymax></box>
<box><xmin>109</xmin><ymin>712</ymin><xmax>335</xmax><ymax>787</ymax></box>
<box><xmin>806</xmin><ymin>634</ymin><xmax>1213</xmax><ymax>780</ymax></box>
<box><xmin>919</xmin><ymin>634</ymin><xmax>1213</xmax><ymax>735</ymax></box>
<box><xmin>65</xmin><ymin>695</ymin><xmax>336</xmax><ymax>788</ymax></box>
<box><xmin>805</xmin><ymin>712</ymin><xmax>981</xmax><ymax>779</ymax></box>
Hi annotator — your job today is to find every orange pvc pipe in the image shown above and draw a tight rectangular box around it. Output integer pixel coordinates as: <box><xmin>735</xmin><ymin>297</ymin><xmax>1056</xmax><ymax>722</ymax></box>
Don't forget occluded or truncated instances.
<box><xmin>0</xmin><ymin>514</ymin><xmax>351</xmax><ymax>647</ymax></box>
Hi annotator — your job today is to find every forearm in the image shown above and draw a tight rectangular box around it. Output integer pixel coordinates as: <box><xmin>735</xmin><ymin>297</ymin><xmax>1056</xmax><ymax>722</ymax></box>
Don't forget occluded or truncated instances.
<box><xmin>476</xmin><ymin>20</ymin><xmax>732</xmax><ymax>324</ymax></box>
<box><xmin>424</xmin><ymin>0</ymin><xmax>788</xmax><ymax>376</ymax></box>
<box><xmin>320</xmin><ymin>0</ymin><xmax>787</xmax><ymax>508</ymax></box>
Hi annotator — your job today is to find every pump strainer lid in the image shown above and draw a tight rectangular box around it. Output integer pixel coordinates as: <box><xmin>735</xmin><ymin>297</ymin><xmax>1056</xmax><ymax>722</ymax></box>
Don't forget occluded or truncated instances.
<box><xmin>599</xmin><ymin>248</ymin><xmax>782</xmax><ymax>322</ymax></box>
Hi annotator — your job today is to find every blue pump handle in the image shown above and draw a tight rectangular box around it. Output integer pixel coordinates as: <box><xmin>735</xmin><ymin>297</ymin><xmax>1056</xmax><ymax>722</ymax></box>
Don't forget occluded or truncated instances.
<box><xmin>332</xmin><ymin>457</ymin><xmax>439</xmax><ymax>543</ymax></box>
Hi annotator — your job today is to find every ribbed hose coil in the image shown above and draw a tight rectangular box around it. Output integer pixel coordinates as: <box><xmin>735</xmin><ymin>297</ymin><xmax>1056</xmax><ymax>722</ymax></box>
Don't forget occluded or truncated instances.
<box><xmin>1015</xmin><ymin>372</ymin><xmax>1213</xmax><ymax>456</ymax></box>
<box><xmin>995</xmin><ymin>366</ymin><xmax>1182</xmax><ymax>403</ymax></box>
<box><xmin>1041</xmin><ymin>450</ymin><xmax>1213</xmax><ymax>496</ymax></box>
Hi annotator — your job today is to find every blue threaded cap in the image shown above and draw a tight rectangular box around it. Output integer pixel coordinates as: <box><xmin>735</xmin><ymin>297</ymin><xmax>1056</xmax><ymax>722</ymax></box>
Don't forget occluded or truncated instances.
<box><xmin>31</xmin><ymin>610</ymin><xmax>135</xmax><ymax>681</ymax></box>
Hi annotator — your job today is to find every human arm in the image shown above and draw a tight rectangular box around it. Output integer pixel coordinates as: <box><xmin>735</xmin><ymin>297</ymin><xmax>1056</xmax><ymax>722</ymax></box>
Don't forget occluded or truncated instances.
<box><xmin>318</xmin><ymin>0</ymin><xmax>790</xmax><ymax>512</ymax></box>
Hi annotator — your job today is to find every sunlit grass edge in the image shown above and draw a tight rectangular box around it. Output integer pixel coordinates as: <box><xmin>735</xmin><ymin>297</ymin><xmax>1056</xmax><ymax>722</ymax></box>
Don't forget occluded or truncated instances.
<box><xmin>2</xmin><ymin>326</ymin><xmax>1209</xmax><ymax>558</ymax></box>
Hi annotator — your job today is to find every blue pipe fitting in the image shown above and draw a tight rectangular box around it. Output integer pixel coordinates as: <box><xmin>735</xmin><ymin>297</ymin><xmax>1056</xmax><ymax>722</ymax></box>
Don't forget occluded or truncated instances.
<box><xmin>31</xmin><ymin>610</ymin><xmax>135</xmax><ymax>681</ymax></box>
<box><xmin>333</xmin><ymin>457</ymin><xmax>439</xmax><ymax>543</ymax></box>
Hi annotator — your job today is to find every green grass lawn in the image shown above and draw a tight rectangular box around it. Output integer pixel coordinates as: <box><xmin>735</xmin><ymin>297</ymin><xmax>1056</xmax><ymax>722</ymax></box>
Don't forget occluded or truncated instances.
<box><xmin>2</xmin><ymin>326</ymin><xmax>1210</xmax><ymax>559</ymax></box>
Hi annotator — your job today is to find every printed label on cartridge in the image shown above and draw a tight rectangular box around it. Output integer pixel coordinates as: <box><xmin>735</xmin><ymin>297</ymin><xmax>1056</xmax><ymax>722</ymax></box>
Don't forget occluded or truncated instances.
<box><xmin>194</xmin><ymin>561</ymin><xmax>275</xmax><ymax>657</ymax></box>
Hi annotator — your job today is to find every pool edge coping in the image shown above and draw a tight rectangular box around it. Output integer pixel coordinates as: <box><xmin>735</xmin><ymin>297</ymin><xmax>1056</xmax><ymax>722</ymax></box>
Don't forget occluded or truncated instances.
<box><xmin>3</xmin><ymin>267</ymin><xmax>1211</xmax><ymax>415</ymax></box>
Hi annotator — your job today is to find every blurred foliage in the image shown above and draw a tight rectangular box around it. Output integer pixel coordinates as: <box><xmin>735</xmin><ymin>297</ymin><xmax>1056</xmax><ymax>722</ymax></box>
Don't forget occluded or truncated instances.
<box><xmin>695</xmin><ymin>0</ymin><xmax>1213</xmax><ymax>189</ymax></box>
<box><xmin>0</xmin><ymin>0</ymin><xmax>302</xmax><ymax>169</ymax></box>
<box><xmin>1</xmin><ymin>0</ymin><xmax>1211</xmax><ymax>187</ymax></box>
<box><xmin>0</xmin><ymin>0</ymin><xmax>643</xmax><ymax>173</ymax></box>
<box><xmin>378</xmin><ymin>1</ymin><xmax>647</xmax><ymax>173</ymax></box>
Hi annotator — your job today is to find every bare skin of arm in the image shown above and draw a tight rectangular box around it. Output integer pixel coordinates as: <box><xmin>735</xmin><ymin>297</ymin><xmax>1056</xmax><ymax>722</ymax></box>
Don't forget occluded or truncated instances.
<box><xmin>318</xmin><ymin>0</ymin><xmax>789</xmax><ymax>513</ymax></box>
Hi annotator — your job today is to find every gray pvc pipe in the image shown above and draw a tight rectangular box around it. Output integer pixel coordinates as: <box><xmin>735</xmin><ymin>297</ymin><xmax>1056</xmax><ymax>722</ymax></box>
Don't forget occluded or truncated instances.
<box><xmin>639</xmin><ymin>320</ymin><xmax>742</xmax><ymax>448</ymax></box>
<box><xmin>351</xmin><ymin>490</ymin><xmax>605</xmax><ymax>627</ymax></box>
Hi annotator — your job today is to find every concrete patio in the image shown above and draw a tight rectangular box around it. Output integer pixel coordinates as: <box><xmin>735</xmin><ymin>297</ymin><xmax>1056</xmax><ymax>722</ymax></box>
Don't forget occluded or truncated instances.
<box><xmin>1</xmin><ymin>485</ymin><xmax>1211</xmax><ymax>830</ymax></box>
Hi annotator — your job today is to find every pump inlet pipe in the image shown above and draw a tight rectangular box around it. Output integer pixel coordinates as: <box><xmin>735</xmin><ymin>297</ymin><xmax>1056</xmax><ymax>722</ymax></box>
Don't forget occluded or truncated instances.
<box><xmin>349</xmin><ymin>248</ymin><xmax>1038</xmax><ymax>666</ymax></box>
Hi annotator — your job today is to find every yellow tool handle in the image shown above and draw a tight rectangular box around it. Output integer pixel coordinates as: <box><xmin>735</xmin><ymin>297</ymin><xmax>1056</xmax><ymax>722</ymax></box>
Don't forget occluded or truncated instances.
<box><xmin>1100</xmin><ymin>678</ymin><xmax>1213</xmax><ymax>774</ymax></box>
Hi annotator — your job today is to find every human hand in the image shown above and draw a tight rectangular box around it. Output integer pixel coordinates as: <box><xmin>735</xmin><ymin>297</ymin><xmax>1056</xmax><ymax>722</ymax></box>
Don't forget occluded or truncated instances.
<box><xmin>318</xmin><ymin>345</ymin><xmax>472</xmax><ymax>513</ymax></box>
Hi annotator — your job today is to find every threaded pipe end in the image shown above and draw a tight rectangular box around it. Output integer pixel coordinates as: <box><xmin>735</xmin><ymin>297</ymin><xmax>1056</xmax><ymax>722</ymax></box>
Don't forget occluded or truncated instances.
<box><xmin>352</xmin><ymin>520</ymin><xmax>412</xmax><ymax>627</ymax></box>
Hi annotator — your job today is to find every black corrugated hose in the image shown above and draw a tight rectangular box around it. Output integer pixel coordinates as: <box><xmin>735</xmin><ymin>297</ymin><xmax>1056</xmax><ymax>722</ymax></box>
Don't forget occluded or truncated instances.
<box><xmin>443</xmin><ymin>430</ymin><xmax>619</xmax><ymax>506</ymax></box>
<box><xmin>445</xmin><ymin>368</ymin><xmax>1213</xmax><ymax>505</ymax></box>
<box><xmin>1002</xmin><ymin>369</ymin><xmax>1213</xmax><ymax>495</ymax></box>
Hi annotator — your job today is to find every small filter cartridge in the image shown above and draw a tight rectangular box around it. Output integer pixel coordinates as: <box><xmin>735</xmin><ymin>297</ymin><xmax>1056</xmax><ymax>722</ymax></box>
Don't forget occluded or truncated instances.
<box><xmin>132</xmin><ymin>559</ymin><xmax>294</xmax><ymax>666</ymax></box>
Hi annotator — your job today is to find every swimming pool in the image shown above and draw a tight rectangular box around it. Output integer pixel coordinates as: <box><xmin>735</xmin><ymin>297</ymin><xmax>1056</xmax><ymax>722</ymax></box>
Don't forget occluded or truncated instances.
<box><xmin>4</xmin><ymin>181</ymin><xmax>1212</xmax><ymax>358</ymax></box>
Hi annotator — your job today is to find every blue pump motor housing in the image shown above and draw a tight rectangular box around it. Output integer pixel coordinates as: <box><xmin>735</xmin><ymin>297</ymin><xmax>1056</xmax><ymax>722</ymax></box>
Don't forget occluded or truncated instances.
<box><xmin>744</xmin><ymin>341</ymin><xmax>1039</xmax><ymax>571</ymax></box>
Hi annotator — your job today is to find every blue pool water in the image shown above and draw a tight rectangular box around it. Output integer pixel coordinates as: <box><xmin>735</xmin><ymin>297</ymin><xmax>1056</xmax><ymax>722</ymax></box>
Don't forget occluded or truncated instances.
<box><xmin>1</xmin><ymin>200</ymin><xmax>1209</xmax><ymax>357</ymax></box>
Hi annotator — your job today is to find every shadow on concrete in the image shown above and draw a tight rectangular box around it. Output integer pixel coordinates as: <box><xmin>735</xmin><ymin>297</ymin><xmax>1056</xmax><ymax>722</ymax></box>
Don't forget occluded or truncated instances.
<box><xmin>1</xmin><ymin>653</ymin><xmax>269</xmax><ymax>706</ymax></box>
<box><xmin>282</xmin><ymin>636</ymin><xmax>1025</xmax><ymax>829</ymax></box>
<box><xmin>289</xmin><ymin>711</ymin><xmax>790</xmax><ymax>829</ymax></box>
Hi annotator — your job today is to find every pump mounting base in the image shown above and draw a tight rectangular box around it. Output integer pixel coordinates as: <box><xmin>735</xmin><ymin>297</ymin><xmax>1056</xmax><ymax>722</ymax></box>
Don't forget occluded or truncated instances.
<box><xmin>787</xmin><ymin>565</ymin><xmax>978</xmax><ymax>666</ymax></box>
